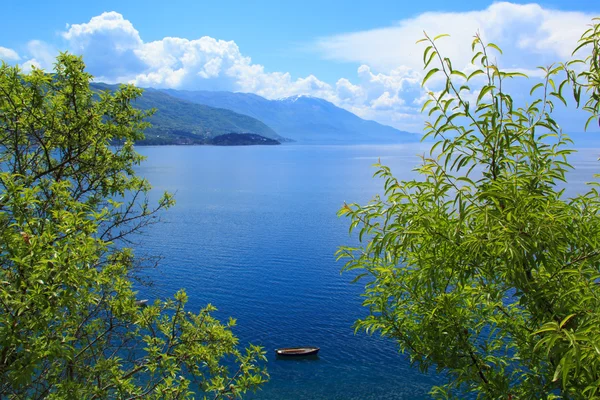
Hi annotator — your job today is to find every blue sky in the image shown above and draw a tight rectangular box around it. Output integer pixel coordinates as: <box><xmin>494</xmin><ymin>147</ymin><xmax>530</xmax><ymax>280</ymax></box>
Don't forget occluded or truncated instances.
<box><xmin>1</xmin><ymin>0</ymin><xmax>599</xmax><ymax>132</ymax></box>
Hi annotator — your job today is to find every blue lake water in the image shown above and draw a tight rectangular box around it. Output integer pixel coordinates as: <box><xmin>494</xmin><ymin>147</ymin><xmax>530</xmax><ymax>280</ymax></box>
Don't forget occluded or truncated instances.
<box><xmin>133</xmin><ymin>143</ymin><xmax>599</xmax><ymax>399</ymax></box>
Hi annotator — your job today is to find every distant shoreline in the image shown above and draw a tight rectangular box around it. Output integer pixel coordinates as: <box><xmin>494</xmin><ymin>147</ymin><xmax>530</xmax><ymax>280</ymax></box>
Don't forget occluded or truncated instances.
<box><xmin>134</xmin><ymin>133</ymin><xmax>281</xmax><ymax>146</ymax></box>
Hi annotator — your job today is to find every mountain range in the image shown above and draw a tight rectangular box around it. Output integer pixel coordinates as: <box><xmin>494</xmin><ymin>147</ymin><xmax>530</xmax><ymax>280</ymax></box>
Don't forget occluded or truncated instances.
<box><xmin>92</xmin><ymin>83</ymin><xmax>418</xmax><ymax>145</ymax></box>
<box><xmin>162</xmin><ymin>89</ymin><xmax>418</xmax><ymax>144</ymax></box>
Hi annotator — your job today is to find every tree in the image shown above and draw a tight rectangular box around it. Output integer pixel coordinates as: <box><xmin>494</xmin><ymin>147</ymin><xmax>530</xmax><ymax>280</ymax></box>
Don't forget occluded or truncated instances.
<box><xmin>338</xmin><ymin>20</ymin><xmax>600</xmax><ymax>398</ymax></box>
<box><xmin>0</xmin><ymin>54</ymin><xmax>267</xmax><ymax>399</ymax></box>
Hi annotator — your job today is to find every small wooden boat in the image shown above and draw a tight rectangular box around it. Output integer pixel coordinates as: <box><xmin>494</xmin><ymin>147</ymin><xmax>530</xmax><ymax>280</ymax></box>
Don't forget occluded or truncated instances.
<box><xmin>135</xmin><ymin>299</ymin><xmax>149</xmax><ymax>307</ymax></box>
<box><xmin>275</xmin><ymin>347</ymin><xmax>320</xmax><ymax>357</ymax></box>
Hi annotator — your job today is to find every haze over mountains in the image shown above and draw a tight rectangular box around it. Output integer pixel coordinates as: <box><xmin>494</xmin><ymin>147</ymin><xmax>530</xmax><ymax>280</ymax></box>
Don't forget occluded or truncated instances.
<box><xmin>162</xmin><ymin>89</ymin><xmax>418</xmax><ymax>144</ymax></box>
<box><xmin>93</xmin><ymin>82</ymin><xmax>418</xmax><ymax>145</ymax></box>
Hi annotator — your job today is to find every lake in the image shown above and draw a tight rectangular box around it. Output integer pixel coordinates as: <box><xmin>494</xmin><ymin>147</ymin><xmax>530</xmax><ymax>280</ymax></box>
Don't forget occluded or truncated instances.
<box><xmin>133</xmin><ymin>143</ymin><xmax>599</xmax><ymax>399</ymax></box>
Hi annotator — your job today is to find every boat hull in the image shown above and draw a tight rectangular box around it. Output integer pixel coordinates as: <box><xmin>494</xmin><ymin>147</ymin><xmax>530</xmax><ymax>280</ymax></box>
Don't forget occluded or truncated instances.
<box><xmin>275</xmin><ymin>347</ymin><xmax>320</xmax><ymax>357</ymax></box>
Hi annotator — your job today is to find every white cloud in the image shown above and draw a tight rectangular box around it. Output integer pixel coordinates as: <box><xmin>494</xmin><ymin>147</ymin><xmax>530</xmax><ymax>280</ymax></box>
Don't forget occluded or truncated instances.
<box><xmin>21</xmin><ymin>59</ymin><xmax>42</xmax><ymax>73</ymax></box>
<box><xmin>0</xmin><ymin>46</ymin><xmax>20</xmax><ymax>61</ymax></box>
<box><xmin>316</xmin><ymin>2</ymin><xmax>595</xmax><ymax>72</ymax></box>
<box><xmin>9</xmin><ymin>4</ymin><xmax>598</xmax><ymax>133</ymax></box>
<box><xmin>49</xmin><ymin>12</ymin><xmax>425</xmax><ymax>107</ymax></box>
<box><xmin>62</xmin><ymin>12</ymin><xmax>145</xmax><ymax>82</ymax></box>
<box><xmin>312</xmin><ymin>2</ymin><xmax>597</xmax><ymax>131</ymax></box>
<box><xmin>63</xmin><ymin>12</ymin><xmax>142</xmax><ymax>51</ymax></box>
<box><xmin>326</xmin><ymin>64</ymin><xmax>425</xmax><ymax>130</ymax></box>
<box><xmin>371</xmin><ymin>92</ymin><xmax>405</xmax><ymax>110</ymax></box>
<box><xmin>21</xmin><ymin>40</ymin><xmax>57</xmax><ymax>72</ymax></box>
<box><xmin>134</xmin><ymin>36</ymin><xmax>243</xmax><ymax>88</ymax></box>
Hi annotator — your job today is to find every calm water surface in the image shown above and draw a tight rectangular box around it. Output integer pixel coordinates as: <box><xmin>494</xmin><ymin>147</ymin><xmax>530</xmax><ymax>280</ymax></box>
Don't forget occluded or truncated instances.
<box><xmin>133</xmin><ymin>143</ymin><xmax>599</xmax><ymax>399</ymax></box>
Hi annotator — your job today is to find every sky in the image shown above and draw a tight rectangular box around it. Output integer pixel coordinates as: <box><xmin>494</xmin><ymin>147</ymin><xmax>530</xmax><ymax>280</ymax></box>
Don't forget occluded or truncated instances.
<box><xmin>1</xmin><ymin>0</ymin><xmax>599</xmax><ymax>133</ymax></box>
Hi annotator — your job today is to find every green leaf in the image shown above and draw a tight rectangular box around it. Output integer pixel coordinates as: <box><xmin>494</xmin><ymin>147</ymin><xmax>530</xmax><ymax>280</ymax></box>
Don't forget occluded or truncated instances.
<box><xmin>560</xmin><ymin>314</ymin><xmax>577</xmax><ymax>329</ymax></box>
<box><xmin>423</xmin><ymin>46</ymin><xmax>434</xmax><ymax>66</ymax></box>
<box><xmin>504</xmin><ymin>71</ymin><xmax>528</xmax><ymax>78</ymax></box>
<box><xmin>563</xmin><ymin>352</ymin><xmax>573</xmax><ymax>388</ymax></box>
<box><xmin>444</xmin><ymin>57</ymin><xmax>453</xmax><ymax>72</ymax></box>
<box><xmin>421</xmin><ymin>99</ymin><xmax>434</xmax><ymax>113</ymax></box>
<box><xmin>584</xmin><ymin>114</ymin><xmax>596</xmax><ymax>131</ymax></box>
<box><xmin>422</xmin><ymin>68</ymin><xmax>440</xmax><ymax>87</ymax></box>
<box><xmin>553</xmin><ymin>362</ymin><xmax>562</xmax><ymax>383</ymax></box>
<box><xmin>471</xmin><ymin>51</ymin><xmax>483</xmax><ymax>65</ymax></box>
<box><xmin>467</xmin><ymin>70</ymin><xmax>484</xmax><ymax>81</ymax></box>
<box><xmin>572</xmin><ymin>39</ymin><xmax>595</xmax><ymax>55</ymax></box>
<box><xmin>530</xmin><ymin>82</ymin><xmax>544</xmax><ymax>96</ymax></box>
<box><xmin>550</xmin><ymin>92</ymin><xmax>568</xmax><ymax>107</ymax></box>
<box><xmin>451</xmin><ymin>70</ymin><xmax>467</xmax><ymax>80</ymax></box>
<box><xmin>486</xmin><ymin>43</ymin><xmax>503</xmax><ymax>54</ymax></box>
<box><xmin>476</xmin><ymin>85</ymin><xmax>494</xmax><ymax>104</ymax></box>
<box><xmin>424</xmin><ymin>50</ymin><xmax>437</xmax><ymax>68</ymax></box>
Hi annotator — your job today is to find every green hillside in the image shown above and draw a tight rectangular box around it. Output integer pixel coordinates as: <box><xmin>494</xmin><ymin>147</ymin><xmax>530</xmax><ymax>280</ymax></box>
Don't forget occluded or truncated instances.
<box><xmin>91</xmin><ymin>83</ymin><xmax>286</xmax><ymax>145</ymax></box>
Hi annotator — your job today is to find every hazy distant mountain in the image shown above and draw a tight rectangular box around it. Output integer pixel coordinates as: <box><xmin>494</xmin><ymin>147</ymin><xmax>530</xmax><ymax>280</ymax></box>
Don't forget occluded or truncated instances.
<box><xmin>91</xmin><ymin>83</ymin><xmax>287</xmax><ymax>145</ymax></box>
<box><xmin>161</xmin><ymin>89</ymin><xmax>419</xmax><ymax>144</ymax></box>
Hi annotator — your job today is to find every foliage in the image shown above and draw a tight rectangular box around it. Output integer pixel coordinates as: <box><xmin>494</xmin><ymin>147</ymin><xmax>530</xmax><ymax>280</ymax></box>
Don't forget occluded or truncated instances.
<box><xmin>567</xmin><ymin>18</ymin><xmax>600</xmax><ymax>130</ymax></box>
<box><xmin>338</xmin><ymin>19</ymin><xmax>600</xmax><ymax>398</ymax></box>
<box><xmin>0</xmin><ymin>54</ymin><xmax>267</xmax><ymax>399</ymax></box>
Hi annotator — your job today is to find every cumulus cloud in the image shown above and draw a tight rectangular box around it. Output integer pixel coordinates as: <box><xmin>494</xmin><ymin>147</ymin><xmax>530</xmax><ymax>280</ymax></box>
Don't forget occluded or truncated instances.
<box><xmin>7</xmin><ymin>4</ymin><xmax>598</xmax><ymax>132</ymax></box>
<box><xmin>21</xmin><ymin>40</ymin><xmax>57</xmax><ymax>73</ymax></box>
<box><xmin>328</xmin><ymin>64</ymin><xmax>426</xmax><ymax>131</ymax></box>
<box><xmin>313</xmin><ymin>2</ymin><xmax>597</xmax><ymax>131</ymax></box>
<box><xmin>62</xmin><ymin>12</ymin><xmax>145</xmax><ymax>82</ymax></box>
<box><xmin>0</xmin><ymin>46</ymin><xmax>20</xmax><ymax>61</ymax></box>
<box><xmin>316</xmin><ymin>2</ymin><xmax>595</xmax><ymax>72</ymax></box>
